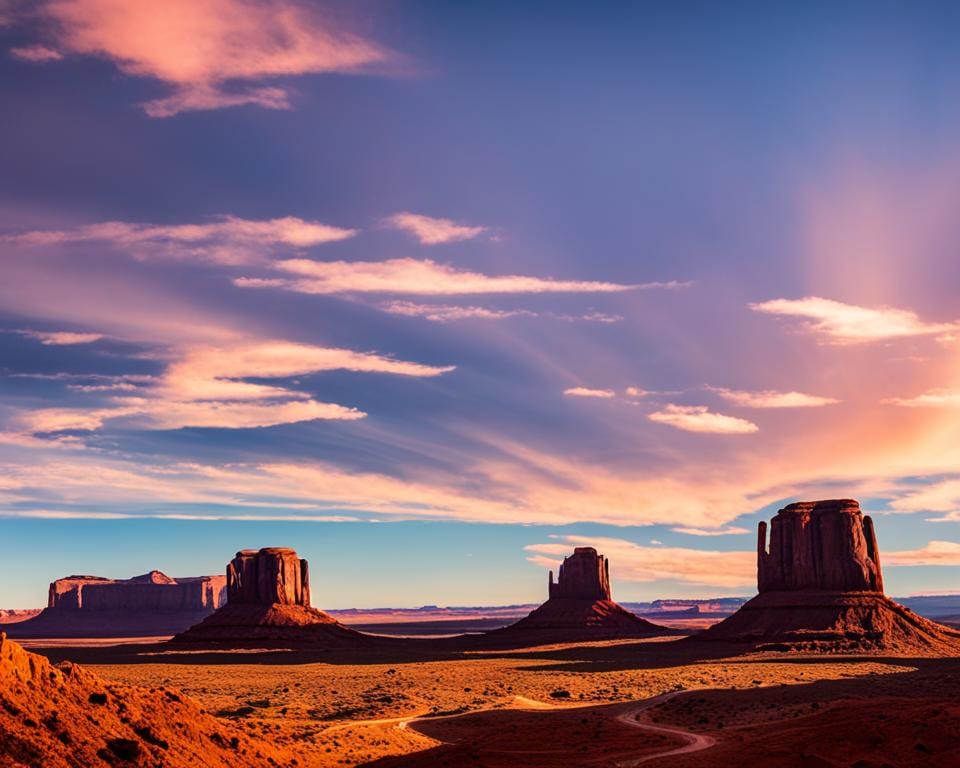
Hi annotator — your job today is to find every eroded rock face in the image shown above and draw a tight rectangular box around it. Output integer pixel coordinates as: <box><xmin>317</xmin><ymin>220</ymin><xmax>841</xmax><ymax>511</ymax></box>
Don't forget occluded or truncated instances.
<box><xmin>46</xmin><ymin>572</ymin><xmax>226</xmax><ymax>612</ymax></box>
<box><xmin>757</xmin><ymin>499</ymin><xmax>883</xmax><ymax>593</ymax></box>
<box><xmin>548</xmin><ymin>546</ymin><xmax>612</xmax><ymax>601</ymax></box>
<box><xmin>226</xmin><ymin>548</ymin><xmax>311</xmax><ymax>606</ymax></box>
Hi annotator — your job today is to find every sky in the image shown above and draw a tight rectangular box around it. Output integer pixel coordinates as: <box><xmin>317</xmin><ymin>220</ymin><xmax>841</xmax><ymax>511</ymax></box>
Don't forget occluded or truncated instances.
<box><xmin>3</xmin><ymin>0</ymin><xmax>960</xmax><ymax>609</ymax></box>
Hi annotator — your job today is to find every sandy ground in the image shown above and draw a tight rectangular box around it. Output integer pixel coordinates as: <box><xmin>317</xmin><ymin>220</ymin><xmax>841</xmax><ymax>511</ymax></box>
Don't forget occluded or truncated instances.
<box><xmin>23</xmin><ymin>635</ymin><xmax>945</xmax><ymax>767</ymax></box>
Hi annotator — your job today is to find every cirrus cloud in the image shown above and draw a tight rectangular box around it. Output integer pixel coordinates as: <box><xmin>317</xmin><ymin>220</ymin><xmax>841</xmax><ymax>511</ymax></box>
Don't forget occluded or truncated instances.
<box><xmin>750</xmin><ymin>296</ymin><xmax>960</xmax><ymax>345</ymax></box>
<box><xmin>709</xmin><ymin>387</ymin><xmax>840</xmax><ymax>409</ymax></box>
<box><xmin>563</xmin><ymin>387</ymin><xmax>616</xmax><ymax>399</ymax></box>
<box><xmin>16</xmin><ymin>329</ymin><xmax>104</xmax><ymax>345</ymax></box>
<box><xmin>883</xmin><ymin>390</ymin><xmax>960</xmax><ymax>408</ymax></box>
<box><xmin>237</xmin><ymin>257</ymin><xmax>676</xmax><ymax>295</ymax></box>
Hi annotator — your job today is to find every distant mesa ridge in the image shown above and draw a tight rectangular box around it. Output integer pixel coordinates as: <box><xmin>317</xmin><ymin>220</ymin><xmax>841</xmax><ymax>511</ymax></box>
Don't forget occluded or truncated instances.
<box><xmin>2</xmin><ymin>570</ymin><xmax>226</xmax><ymax>638</ymax></box>
<box><xmin>698</xmin><ymin>499</ymin><xmax>960</xmax><ymax>653</ymax></box>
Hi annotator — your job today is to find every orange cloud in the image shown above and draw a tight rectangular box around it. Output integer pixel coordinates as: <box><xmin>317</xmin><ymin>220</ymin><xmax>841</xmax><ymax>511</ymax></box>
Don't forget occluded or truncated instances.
<box><xmin>648</xmin><ymin>404</ymin><xmax>759</xmax><ymax>434</ymax></box>
<box><xmin>884</xmin><ymin>390</ymin><xmax>960</xmax><ymax>408</ymax></box>
<box><xmin>385</xmin><ymin>212</ymin><xmax>487</xmax><ymax>245</ymax></box>
<box><xmin>750</xmin><ymin>296</ymin><xmax>960</xmax><ymax>344</ymax></box>
<box><xmin>240</xmin><ymin>257</ymin><xmax>666</xmax><ymax>295</ymax></box>
<box><xmin>36</xmin><ymin>0</ymin><xmax>393</xmax><ymax>116</ymax></box>
<box><xmin>884</xmin><ymin>541</ymin><xmax>960</xmax><ymax>567</ymax></box>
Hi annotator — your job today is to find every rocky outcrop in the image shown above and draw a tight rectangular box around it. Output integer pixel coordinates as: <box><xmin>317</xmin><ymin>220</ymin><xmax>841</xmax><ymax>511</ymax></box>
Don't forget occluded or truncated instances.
<box><xmin>173</xmin><ymin>547</ymin><xmax>369</xmax><ymax>648</ymax></box>
<box><xmin>548</xmin><ymin>547</ymin><xmax>611</xmax><ymax>601</ymax></box>
<box><xmin>698</xmin><ymin>499</ymin><xmax>960</xmax><ymax>653</ymax></box>
<box><xmin>758</xmin><ymin>499</ymin><xmax>883</xmax><ymax>593</ymax></box>
<box><xmin>226</xmin><ymin>548</ymin><xmax>310</xmax><ymax>606</ymax></box>
<box><xmin>0</xmin><ymin>632</ymin><xmax>293</xmax><ymax>767</ymax></box>
<box><xmin>473</xmin><ymin>546</ymin><xmax>677</xmax><ymax>647</ymax></box>
<box><xmin>3</xmin><ymin>571</ymin><xmax>227</xmax><ymax>639</ymax></box>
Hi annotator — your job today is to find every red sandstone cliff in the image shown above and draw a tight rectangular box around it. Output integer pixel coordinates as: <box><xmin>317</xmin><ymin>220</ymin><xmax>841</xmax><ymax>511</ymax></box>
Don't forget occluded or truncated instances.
<box><xmin>3</xmin><ymin>571</ymin><xmax>226</xmax><ymax>639</ymax></box>
<box><xmin>699</xmin><ymin>499</ymin><xmax>960</xmax><ymax>653</ymax></box>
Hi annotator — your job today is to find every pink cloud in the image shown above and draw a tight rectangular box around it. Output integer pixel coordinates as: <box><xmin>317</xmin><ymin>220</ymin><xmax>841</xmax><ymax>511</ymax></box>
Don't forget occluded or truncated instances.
<box><xmin>750</xmin><ymin>296</ymin><xmax>960</xmax><ymax>345</ymax></box>
<box><xmin>9</xmin><ymin>44</ymin><xmax>63</xmax><ymax>62</ymax></box>
<box><xmin>36</xmin><ymin>0</ymin><xmax>393</xmax><ymax>116</ymax></box>
<box><xmin>884</xmin><ymin>541</ymin><xmax>960</xmax><ymax>567</ymax></box>
<box><xmin>385</xmin><ymin>212</ymin><xmax>487</xmax><ymax>245</ymax></box>
<box><xmin>17</xmin><ymin>329</ymin><xmax>103</xmax><ymax>345</ymax></box>
<box><xmin>563</xmin><ymin>387</ymin><xmax>615</xmax><ymax>399</ymax></box>
<box><xmin>7</xmin><ymin>215</ymin><xmax>356</xmax><ymax>264</ymax></box>
<box><xmin>239</xmin><ymin>257</ymin><xmax>669</xmax><ymax>295</ymax></box>
<box><xmin>709</xmin><ymin>386</ymin><xmax>840</xmax><ymax>409</ymax></box>
<box><xmin>648</xmin><ymin>404</ymin><xmax>759</xmax><ymax>435</ymax></box>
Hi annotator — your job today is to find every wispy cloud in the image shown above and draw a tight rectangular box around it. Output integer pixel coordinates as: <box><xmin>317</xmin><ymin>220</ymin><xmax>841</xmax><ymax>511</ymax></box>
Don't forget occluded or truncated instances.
<box><xmin>670</xmin><ymin>525</ymin><xmax>751</xmax><ymax>536</ymax></box>
<box><xmin>380</xmin><ymin>301</ymin><xmax>623</xmax><ymax>323</ymax></box>
<box><xmin>884</xmin><ymin>541</ymin><xmax>960</xmax><ymax>566</ymax></box>
<box><xmin>563</xmin><ymin>387</ymin><xmax>616</xmax><ymax>399</ymax></box>
<box><xmin>27</xmin><ymin>0</ymin><xmax>393</xmax><ymax>116</ymax></box>
<box><xmin>709</xmin><ymin>386</ymin><xmax>840</xmax><ymax>409</ymax></box>
<box><xmin>17</xmin><ymin>329</ymin><xmax>104</xmax><ymax>345</ymax></box>
<box><xmin>648</xmin><ymin>404</ymin><xmax>759</xmax><ymax>434</ymax></box>
<box><xmin>237</xmin><ymin>257</ymin><xmax>672</xmax><ymax>295</ymax></box>
<box><xmin>7</xmin><ymin>216</ymin><xmax>357</xmax><ymax>265</ymax></box>
<box><xmin>525</xmin><ymin>535</ymin><xmax>755</xmax><ymax>588</ymax></box>
<box><xmin>9</xmin><ymin>44</ymin><xmax>63</xmax><ymax>62</ymax></box>
<box><xmin>11</xmin><ymin>340</ymin><xmax>453</xmax><ymax>433</ymax></box>
<box><xmin>750</xmin><ymin>296</ymin><xmax>960</xmax><ymax>344</ymax></box>
<box><xmin>883</xmin><ymin>390</ymin><xmax>960</xmax><ymax>408</ymax></box>
<box><xmin>888</xmin><ymin>479</ymin><xmax>960</xmax><ymax>521</ymax></box>
<box><xmin>384</xmin><ymin>212</ymin><xmax>487</xmax><ymax>245</ymax></box>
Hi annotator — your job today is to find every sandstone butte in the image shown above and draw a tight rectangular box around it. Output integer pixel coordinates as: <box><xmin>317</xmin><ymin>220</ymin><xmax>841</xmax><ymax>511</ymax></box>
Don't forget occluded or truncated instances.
<box><xmin>481</xmin><ymin>546</ymin><xmax>678</xmax><ymax>644</ymax></box>
<box><xmin>0</xmin><ymin>632</ymin><xmax>293</xmax><ymax>768</ymax></box>
<box><xmin>2</xmin><ymin>570</ymin><xmax>226</xmax><ymax>639</ymax></box>
<box><xmin>172</xmin><ymin>547</ymin><xmax>366</xmax><ymax>647</ymax></box>
<box><xmin>698</xmin><ymin>499</ymin><xmax>960</xmax><ymax>653</ymax></box>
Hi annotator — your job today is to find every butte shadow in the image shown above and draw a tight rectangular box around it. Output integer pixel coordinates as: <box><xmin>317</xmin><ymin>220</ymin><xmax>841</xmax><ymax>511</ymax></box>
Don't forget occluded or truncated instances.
<box><xmin>692</xmin><ymin>499</ymin><xmax>960</xmax><ymax>654</ymax></box>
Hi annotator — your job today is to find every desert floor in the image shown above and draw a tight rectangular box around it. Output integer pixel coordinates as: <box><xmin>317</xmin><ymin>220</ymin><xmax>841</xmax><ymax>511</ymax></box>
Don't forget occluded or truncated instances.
<box><xmin>26</xmin><ymin>636</ymin><xmax>960</xmax><ymax>767</ymax></box>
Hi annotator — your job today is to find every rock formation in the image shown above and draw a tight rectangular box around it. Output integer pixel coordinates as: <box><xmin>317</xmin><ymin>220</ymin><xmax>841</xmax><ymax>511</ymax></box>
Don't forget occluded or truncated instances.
<box><xmin>172</xmin><ymin>547</ymin><xmax>366</xmax><ymax>648</ymax></box>
<box><xmin>698</xmin><ymin>499</ymin><xmax>960</xmax><ymax>653</ymax></box>
<box><xmin>0</xmin><ymin>632</ymin><xmax>293</xmax><ymax>767</ymax></box>
<box><xmin>3</xmin><ymin>571</ymin><xmax>226</xmax><ymax>638</ymax></box>
<box><xmin>476</xmin><ymin>546</ymin><xmax>678</xmax><ymax>646</ymax></box>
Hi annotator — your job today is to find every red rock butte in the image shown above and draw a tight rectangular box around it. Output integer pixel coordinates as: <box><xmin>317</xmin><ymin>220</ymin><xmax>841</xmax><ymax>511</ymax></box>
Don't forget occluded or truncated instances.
<box><xmin>484</xmin><ymin>546</ymin><xmax>677</xmax><ymax>644</ymax></box>
<box><xmin>2</xmin><ymin>570</ymin><xmax>226</xmax><ymax>638</ymax></box>
<box><xmin>699</xmin><ymin>499</ymin><xmax>960</xmax><ymax>653</ymax></box>
<box><xmin>172</xmin><ymin>547</ymin><xmax>365</xmax><ymax>648</ymax></box>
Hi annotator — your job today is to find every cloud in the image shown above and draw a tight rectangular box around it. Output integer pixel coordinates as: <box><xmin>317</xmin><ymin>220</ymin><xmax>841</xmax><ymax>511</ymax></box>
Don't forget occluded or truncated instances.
<box><xmin>525</xmin><ymin>535</ymin><xmax>755</xmax><ymax>588</ymax></box>
<box><xmin>670</xmin><ymin>526</ymin><xmax>751</xmax><ymax>536</ymax></box>
<box><xmin>884</xmin><ymin>541</ymin><xmax>960</xmax><ymax>567</ymax></box>
<box><xmin>887</xmin><ymin>479</ymin><xmax>960</xmax><ymax>521</ymax></box>
<box><xmin>17</xmin><ymin>329</ymin><xmax>104</xmax><ymax>345</ymax></box>
<box><xmin>32</xmin><ymin>0</ymin><xmax>393</xmax><ymax>116</ymax></box>
<box><xmin>709</xmin><ymin>387</ymin><xmax>840</xmax><ymax>409</ymax></box>
<box><xmin>563</xmin><ymin>387</ymin><xmax>615</xmax><ymax>399</ymax></box>
<box><xmin>625</xmin><ymin>387</ymin><xmax>652</xmax><ymax>398</ymax></box>
<box><xmin>385</xmin><ymin>212</ymin><xmax>487</xmax><ymax>245</ymax></box>
<box><xmin>750</xmin><ymin>296</ymin><xmax>960</xmax><ymax>344</ymax></box>
<box><xmin>379</xmin><ymin>301</ymin><xmax>624</xmax><ymax>324</ymax></box>
<box><xmin>883</xmin><ymin>390</ymin><xmax>960</xmax><ymax>408</ymax></box>
<box><xmin>9</xmin><ymin>44</ymin><xmax>63</xmax><ymax>62</ymax></box>
<box><xmin>7</xmin><ymin>215</ymin><xmax>356</xmax><ymax>265</ymax></box>
<box><xmin>11</xmin><ymin>340</ymin><xmax>453</xmax><ymax>433</ymax></box>
<box><xmin>647</xmin><ymin>404</ymin><xmax>759</xmax><ymax>434</ymax></box>
<box><xmin>237</xmin><ymin>257</ymin><xmax>671</xmax><ymax>295</ymax></box>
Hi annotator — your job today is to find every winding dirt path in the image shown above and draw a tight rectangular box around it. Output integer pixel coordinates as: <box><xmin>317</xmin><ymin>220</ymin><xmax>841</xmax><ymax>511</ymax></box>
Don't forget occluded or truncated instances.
<box><xmin>615</xmin><ymin>691</ymin><xmax>716</xmax><ymax>766</ymax></box>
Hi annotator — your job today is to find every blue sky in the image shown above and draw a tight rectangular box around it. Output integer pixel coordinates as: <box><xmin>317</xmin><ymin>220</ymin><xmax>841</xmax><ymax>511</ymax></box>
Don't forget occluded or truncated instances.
<box><xmin>2</xmin><ymin>0</ymin><xmax>960</xmax><ymax>608</ymax></box>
